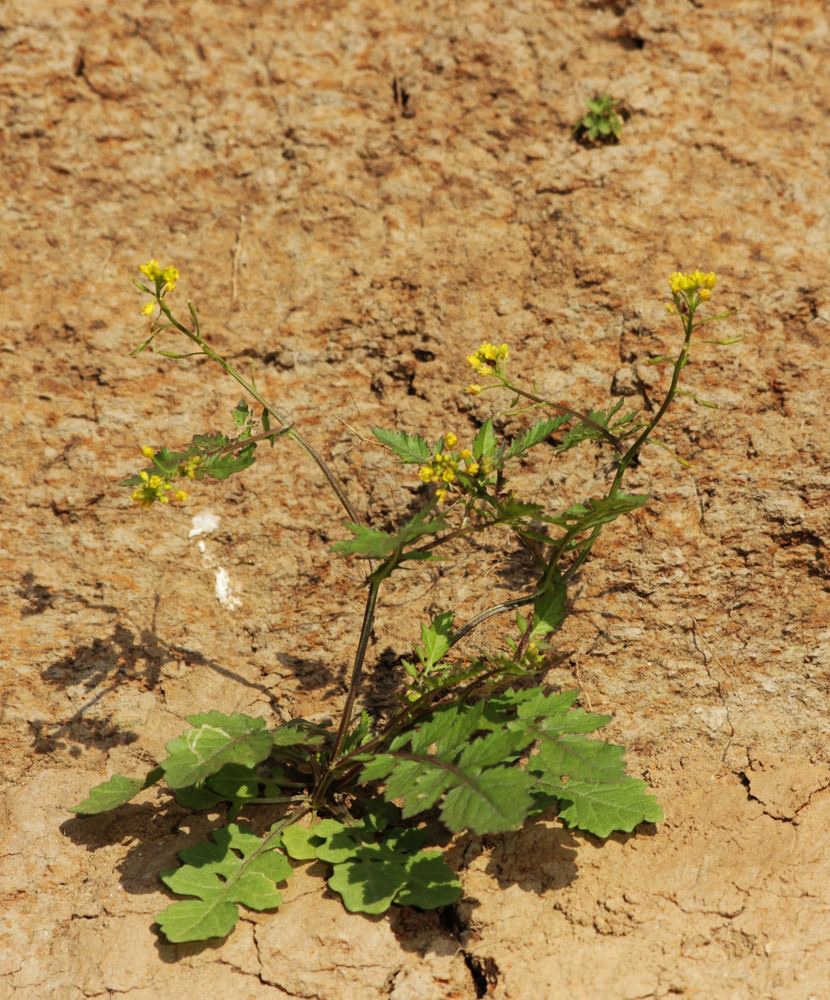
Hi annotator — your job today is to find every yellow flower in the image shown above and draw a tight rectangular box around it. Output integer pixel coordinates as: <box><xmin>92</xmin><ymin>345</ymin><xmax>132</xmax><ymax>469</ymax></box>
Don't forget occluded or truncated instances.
<box><xmin>466</xmin><ymin>384</ymin><xmax>482</xmax><ymax>395</ymax></box>
<box><xmin>162</xmin><ymin>265</ymin><xmax>180</xmax><ymax>293</ymax></box>
<box><xmin>140</xmin><ymin>259</ymin><xmax>163</xmax><ymax>281</ymax></box>
<box><xmin>436</xmin><ymin>488</ymin><xmax>448</xmax><ymax>505</ymax></box>
<box><xmin>141</xmin><ymin>302</ymin><xmax>155</xmax><ymax>316</ymax></box>
<box><xmin>131</xmin><ymin>469</ymin><xmax>175</xmax><ymax>507</ymax></box>
<box><xmin>141</xmin><ymin>445</ymin><xmax>155</xmax><ymax>459</ymax></box>
<box><xmin>466</xmin><ymin>461</ymin><xmax>479</xmax><ymax>475</ymax></box>
<box><xmin>177</xmin><ymin>455</ymin><xmax>204</xmax><ymax>479</ymax></box>
<box><xmin>668</xmin><ymin>270</ymin><xmax>717</xmax><ymax>295</ymax></box>
<box><xmin>460</xmin><ymin>449</ymin><xmax>472</xmax><ymax>461</ymax></box>
<box><xmin>444</xmin><ymin>432</ymin><xmax>458</xmax><ymax>447</ymax></box>
<box><xmin>466</xmin><ymin>343</ymin><xmax>509</xmax><ymax>377</ymax></box>
<box><xmin>172</xmin><ymin>490</ymin><xmax>188</xmax><ymax>504</ymax></box>
<box><xmin>419</xmin><ymin>466</ymin><xmax>435</xmax><ymax>483</ymax></box>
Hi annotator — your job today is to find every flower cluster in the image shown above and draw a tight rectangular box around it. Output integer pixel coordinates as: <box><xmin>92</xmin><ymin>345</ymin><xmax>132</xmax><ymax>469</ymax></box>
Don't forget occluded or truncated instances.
<box><xmin>139</xmin><ymin>259</ymin><xmax>180</xmax><ymax>314</ymax></box>
<box><xmin>667</xmin><ymin>270</ymin><xmax>716</xmax><ymax>311</ymax></box>
<box><xmin>466</xmin><ymin>343</ymin><xmax>509</xmax><ymax>378</ymax></box>
<box><xmin>177</xmin><ymin>453</ymin><xmax>204</xmax><ymax>479</ymax></box>
<box><xmin>130</xmin><ymin>446</ymin><xmax>203</xmax><ymax>507</ymax></box>
<box><xmin>418</xmin><ymin>432</ymin><xmax>489</xmax><ymax>504</ymax></box>
<box><xmin>131</xmin><ymin>470</ymin><xmax>188</xmax><ymax>508</ymax></box>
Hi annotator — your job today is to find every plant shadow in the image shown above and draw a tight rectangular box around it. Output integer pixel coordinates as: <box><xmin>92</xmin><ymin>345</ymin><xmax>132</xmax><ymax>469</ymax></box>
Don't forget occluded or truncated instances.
<box><xmin>60</xmin><ymin>792</ymin><xmax>657</xmax><ymax>967</ymax></box>
<box><xmin>23</xmin><ymin>570</ymin><xmax>341</xmax><ymax>756</ymax></box>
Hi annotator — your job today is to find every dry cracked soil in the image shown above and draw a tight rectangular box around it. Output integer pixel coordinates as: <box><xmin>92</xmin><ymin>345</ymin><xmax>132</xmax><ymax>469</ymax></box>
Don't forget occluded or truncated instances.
<box><xmin>2</xmin><ymin>1</ymin><xmax>830</xmax><ymax>998</ymax></box>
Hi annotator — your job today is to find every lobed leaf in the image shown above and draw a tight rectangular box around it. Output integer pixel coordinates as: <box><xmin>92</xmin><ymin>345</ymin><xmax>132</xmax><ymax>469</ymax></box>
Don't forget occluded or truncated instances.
<box><xmin>372</xmin><ymin>427</ymin><xmax>432</xmax><ymax>464</ymax></box>
<box><xmin>554</xmin><ymin>400</ymin><xmax>631</xmax><ymax>453</ymax></box>
<box><xmin>70</xmin><ymin>766</ymin><xmax>164</xmax><ymax>815</ymax></box>
<box><xmin>281</xmin><ymin>810</ymin><xmax>460</xmax><ymax>915</ymax></box>
<box><xmin>555</xmin><ymin>778</ymin><xmax>664</xmax><ymax>837</ymax></box>
<box><xmin>156</xmin><ymin>823</ymin><xmax>292</xmax><ymax>942</ymax></box>
<box><xmin>362</xmin><ymin>713</ymin><xmax>535</xmax><ymax>834</ymax></box>
<box><xmin>160</xmin><ymin>712</ymin><xmax>273</xmax><ymax>789</ymax></box>
<box><xmin>416</xmin><ymin>610</ymin><xmax>454</xmax><ymax>671</ymax></box>
<box><xmin>332</xmin><ymin>508</ymin><xmax>445</xmax><ymax>560</ymax></box>
<box><xmin>507</xmin><ymin>415</ymin><xmax>571</xmax><ymax>459</ymax></box>
<box><xmin>548</xmin><ymin>493</ymin><xmax>649</xmax><ymax>537</ymax></box>
<box><xmin>472</xmin><ymin>418</ymin><xmax>498</xmax><ymax>462</ymax></box>
<box><xmin>120</xmin><ymin>432</ymin><xmax>257</xmax><ymax>488</ymax></box>
<box><xmin>528</xmin><ymin>579</ymin><xmax>567</xmax><ymax>642</ymax></box>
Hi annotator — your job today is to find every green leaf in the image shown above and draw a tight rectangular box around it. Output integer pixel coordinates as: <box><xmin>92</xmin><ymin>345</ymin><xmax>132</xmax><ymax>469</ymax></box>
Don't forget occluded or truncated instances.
<box><xmin>491</xmin><ymin>495</ymin><xmax>545</xmax><ymax>524</ymax></box>
<box><xmin>395</xmin><ymin>851</ymin><xmax>462</xmax><ymax>908</ymax></box>
<box><xmin>271</xmin><ymin>719</ymin><xmax>328</xmax><ymax>748</ymax></box>
<box><xmin>328</xmin><ymin>855</ymin><xmax>409</xmax><ymax>914</ymax></box>
<box><xmin>341</xmin><ymin>709</ymin><xmax>374</xmax><ymax>755</ymax></box>
<box><xmin>286</xmin><ymin>812</ymin><xmax>460</xmax><ymax>914</ymax></box>
<box><xmin>507</xmin><ymin>415</ymin><xmax>571</xmax><ymax>459</ymax></box>
<box><xmin>372</xmin><ymin>427</ymin><xmax>432</xmax><ymax>465</ymax></box>
<box><xmin>69</xmin><ymin>767</ymin><xmax>164</xmax><ymax>815</ymax></box>
<box><xmin>172</xmin><ymin>784</ymin><xmax>226</xmax><ymax>811</ymax></box>
<box><xmin>160</xmin><ymin>712</ymin><xmax>273</xmax><ymax>789</ymax></box>
<box><xmin>472</xmin><ymin>419</ymin><xmax>498</xmax><ymax>462</ymax></box>
<box><xmin>281</xmin><ymin>823</ymin><xmax>324</xmax><ymax>861</ymax></box>
<box><xmin>441</xmin><ymin>763</ymin><xmax>536</xmax><ymax>833</ymax></box>
<box><xmin>416</xmin><ymin>611</ymin><xmax>454</xmax><ymax>670</ymax></box>
<box><xmin>404</xmin><ymin>701</ymin><xmax>488</xmax><ymax>755</ymax></box>
<box><xmin>361</xmin><ymin>686</ymin><xmax>662</xmax><ymax>843</ymax></box>
<box><xmin>548</xmin><ymin>493</ymin><xmax>649</xmax><ymax>537</ymax></box>
<box><xmin>232</xmin><ymin>400</ymin><xmax>250</xmax><ymax>426</ymax></box>
<box><xmin>156</xmin><ymin>823</ymin><xmax>292</xmax><ymax>943</ymax></box>
<box><xmin>529</xmin><ymin>578</ymin><xmax>567</xmax><ymax>642</ymax></box>
<box><xmin>332</xmin><ymin>508</ymin><xmax>445</xmax><ymax>560</ymax></box>
<box><xmin>554</xmin><ymin>400</ymin><xmax>626</xmax><ymax>452</ymax></box>
<box><xmin>532</xmin><ymin>733</ymin><xmax>625</xmax><ymax>784</ymax></box>
<box><xmin>497</xmin><ymin>689</ymin><xmax>661</xmax><ymax>836</ymax></box>
<box><xmin>120</xmin><ymin>432</ymin><xmax>257</xmax><ymax>488</ymax></box>
<box><xmin>555</xmin><ymin>778</ymin><xmax>664</xmax><ymax>837</ymax></box>
<box><xmin>362</xmin><ymin>710</ymin><xmax>535</xmax><ymax>834</ymax></box>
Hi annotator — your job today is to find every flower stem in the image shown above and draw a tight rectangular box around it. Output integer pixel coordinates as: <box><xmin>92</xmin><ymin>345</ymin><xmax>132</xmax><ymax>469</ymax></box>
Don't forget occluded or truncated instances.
<box><xmin>157</xmin><ymin>301</ymin><xmax>360</xmax><ymax>524</ymax></box>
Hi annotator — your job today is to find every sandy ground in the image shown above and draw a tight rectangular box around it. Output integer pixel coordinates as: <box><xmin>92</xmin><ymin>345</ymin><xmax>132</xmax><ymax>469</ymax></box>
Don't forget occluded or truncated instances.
<box><xmin>2</xmin><ymin>1</ymin><xmax>829</xmax><ymax>997</ymax></box>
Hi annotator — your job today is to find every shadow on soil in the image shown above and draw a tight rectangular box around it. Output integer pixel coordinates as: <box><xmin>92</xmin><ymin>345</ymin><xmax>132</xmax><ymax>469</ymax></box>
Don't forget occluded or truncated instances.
<box><xmin>22</xmin><ymin>571</ymin><xmax>344</xmax><ymax>755</ymax></box>
<box><xmin>61</xmin><ymin>798</ymin><xmax>651</xmax><ymax>974</ymax></box>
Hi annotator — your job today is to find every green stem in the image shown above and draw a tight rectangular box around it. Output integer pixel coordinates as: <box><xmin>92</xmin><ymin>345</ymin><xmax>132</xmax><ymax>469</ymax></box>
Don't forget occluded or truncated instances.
<box><xmin>158</xmin><ymin>302</ymin><xmax>361</xmax><ymax>524</ymax></box>
<box><xmin>448</xmin><ymin>593</ymin><xmax>538</xmax><ymax>648</ymax></box>
<box><xmin>546</xmin><ymin>312</ymin><xmax>696</xmax><ymax>586</ymax></box>
<box><xmin>504</xmin><ymin>383</ymin><xmax>623</xmax><ymax>453</ymax></box>
<box><xmin>246</xmin><ymin>795</ymin><xmax>310</xmax><ymax>805</ymax></box>
<box><xmin>608</xmin><ymin>319</ymin><xmax>693</xmax><ymax>497</ymax></box>
<box><xmin>325</xmin><ymin>574</ymin><xmax>383</xmax><ymax>776</ymax></box>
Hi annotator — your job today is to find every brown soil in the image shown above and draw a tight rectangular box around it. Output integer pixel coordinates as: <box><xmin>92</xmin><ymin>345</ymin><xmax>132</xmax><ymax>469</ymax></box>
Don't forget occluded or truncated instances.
<box><xmin>2</xmin><ymin>2</ymin><xmax>829</xmax><ymax>998</ymax></box>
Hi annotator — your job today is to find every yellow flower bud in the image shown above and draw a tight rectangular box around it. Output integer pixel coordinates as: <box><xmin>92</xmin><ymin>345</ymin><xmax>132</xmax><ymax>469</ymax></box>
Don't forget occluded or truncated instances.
<box><xmin>140</xmin><ymin>259</ymin><xmax>162</xmax><ymax>280</ymax></box>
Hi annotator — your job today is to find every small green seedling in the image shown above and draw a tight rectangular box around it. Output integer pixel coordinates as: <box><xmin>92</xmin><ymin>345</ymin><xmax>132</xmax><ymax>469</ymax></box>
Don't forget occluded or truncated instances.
<box><xmin>573</xmin><ymin>95</ymin><xmax>624</xmax><ymax>144</ymax></box>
